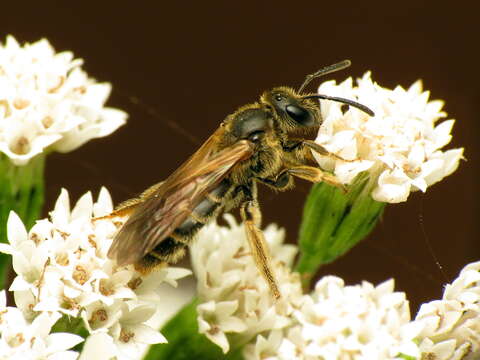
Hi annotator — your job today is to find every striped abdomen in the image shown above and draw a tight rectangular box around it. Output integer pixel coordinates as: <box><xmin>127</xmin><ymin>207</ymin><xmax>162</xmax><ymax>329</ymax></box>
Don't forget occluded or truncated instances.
<box><xmin>135</xmin><ymin>178</ymin><xmax>232</xmax><ymax>271</ymax></box>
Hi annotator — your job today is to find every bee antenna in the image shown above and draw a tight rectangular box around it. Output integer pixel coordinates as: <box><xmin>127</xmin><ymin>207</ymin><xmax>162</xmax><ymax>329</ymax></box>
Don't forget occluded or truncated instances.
<box><xmin>298</xmin><ymin>60</ymin><xmax>351</xmax><ymax>94</ymax></box>
<box><xmin>302</xmin><ymin>94</ymin><xmax>375</xmax><ymax>117</ymax></box>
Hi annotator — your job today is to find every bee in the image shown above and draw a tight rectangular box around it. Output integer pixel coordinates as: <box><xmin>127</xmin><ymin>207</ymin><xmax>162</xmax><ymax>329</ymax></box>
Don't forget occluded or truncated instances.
<box><xmin>105</xmin><ymin>60</ymin><xmax>374</xmax><ymax>299</ymax></box>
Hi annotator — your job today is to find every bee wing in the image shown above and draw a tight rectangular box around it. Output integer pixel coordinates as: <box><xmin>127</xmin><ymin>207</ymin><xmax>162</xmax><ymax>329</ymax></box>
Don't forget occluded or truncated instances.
<box><xmin>108</xmin><ymin>134</ymin><xmax>254</xmax><ymax>266</ymax></box>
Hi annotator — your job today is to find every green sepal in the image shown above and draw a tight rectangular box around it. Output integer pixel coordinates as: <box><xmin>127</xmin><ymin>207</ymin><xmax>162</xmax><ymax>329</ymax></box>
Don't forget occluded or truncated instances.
<box><xmin>0</xmin><ymin>154</ymin><xmax>46</xmax><ymax>289</ymax></box>
<box><xmin>295</xmin><ymin>173</ymin><xmax>385</xmax><ymax>283</ymax></box>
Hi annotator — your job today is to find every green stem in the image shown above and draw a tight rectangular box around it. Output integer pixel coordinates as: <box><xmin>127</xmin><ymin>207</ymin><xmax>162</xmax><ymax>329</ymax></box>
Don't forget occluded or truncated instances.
<box><xmin>295</xmin><ymin>173</ymin><xmax>385</xmax><ymax>286</ymax></box>
<box><xmin>0</xmin><ymin>154</ymin><xmax>46</xmax><ymax>289</ymax></box>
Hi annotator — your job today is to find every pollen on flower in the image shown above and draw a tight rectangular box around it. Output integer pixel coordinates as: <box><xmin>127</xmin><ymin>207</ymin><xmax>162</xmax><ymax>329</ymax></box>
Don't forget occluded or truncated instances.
<box><xmin>208</xmin><ymin>325</ymin><xmax>220</xmax><ymax>335</ymax></box>
<box><xmin>8</xmin><ymin>333</ymin><xmax>25</xmax><ymax>347</ymax></box>
<box><xmin>73</xmin><ymin>265</ymin><xmax>89</xmax><ymax>285</ymax></box>
<box><xmin>120</xmin><ymin>328</ymin><xmax>135</xmax><ymax>343</ymax></box>
<box><xmin>47</xmin><ymin>76</ymin><xmax>65</xmax><ymax>93</ymax></box>
<box><xmin>127</xmin><ymin>277</ymin><xmax>142</xmax><ymax>290</ymax></box>
<box><xmin>13</xmin><ymin>98</ymin><xmax>30</xmax><ymax>110</ymax></box>
<box><xmin>55</xmin><ymin>252</ymin><xmax>69</xmax><ymax>266</ymax></box>
<box><xmin>61</xmin><ymin>296</ymin><xmax>79</xmax><ymax>311</ymax></box>
<box><xmin>73</xmin><ymin>247</ymin><xmax>86</xmax><ymax>259</ymax></box>
<box><xmin>41</xmin><ymin>116</ymin><xmax>53</xmax><ymax>129</ymax></box>
<box><xmin>88</xmin><ymin>234</ymin><xmax>97</xmax><ymax>249</ymax></box>
<box><xmin>99</xmin><ymin>280</ymin><xmax>114</xmax><ymax>296</ymax></box>
<box><xmin>56</xmin><ymin>229</ymin><xmax>70</xmax><ymax>239</ymax></box>
<box><xmin>10</xmin><ymin>136</ymin><xmax>30</xmax><ymax>155</ymax></box>
<box><xmin>0</xmin><ymin>99</ymin><xmax>11</xmax><ymax>117</ymax></box>
<box><xmin>73</xmin><ymin>86</ymin><xmax>87</xmax><ymax>94</ymax></box>
<box><xmin>90</xmin><ymin>309</ymin><xmax>108</xmax><ymax>323</ymax></box>
<box><xmin>0</xmin><ymin>310</ymin><xmax>7</xmax><ymax>323</ymax></box>
<box><xmin>29</xmin><ymin>232</ymin><xmax>41</xmax><ymax>244</ymax></box>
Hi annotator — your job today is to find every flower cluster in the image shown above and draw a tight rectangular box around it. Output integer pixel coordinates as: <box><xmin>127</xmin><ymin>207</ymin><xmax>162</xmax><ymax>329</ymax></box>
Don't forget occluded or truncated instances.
<box><xmin>244</xmin><ymin>277</ymin><xmax>421</xmax><ymax>360</ymax></box>
<box><xmin>313</xmin><ymin>73</ymin><xmax>463</xmax><ymax>203</ymax></box>
<box><xmin>192</xmin><ymin>218</ymin><xmax>479</xmax><ymax>360</ymax></box>
<box><xmin>0</xmin><ymin>188</ymin><xmax>191</xmax><ymax>359</ymax></box>
<box><xmin>413</xmin><ymin>261</ymin><xmax>480</xmax><ymax>359</ymax></box>
<box><xmin>0</xmin><ymin>290</ymin><xmax>83</xmax><ymax>360</ymax></box>
<box><xmin>0</xmin><ymin>36</ymin><xmax>126</xmax><ymax>166</ymax></box>
<box><xmin>191</xmin><ymin>215</ymin><xmax>303</xmax><ymax>353</ymax></box>
<box><xmin>192</xmin><ymin>219</ymin><xmax>420</xmax><ymax>359</ymax></box>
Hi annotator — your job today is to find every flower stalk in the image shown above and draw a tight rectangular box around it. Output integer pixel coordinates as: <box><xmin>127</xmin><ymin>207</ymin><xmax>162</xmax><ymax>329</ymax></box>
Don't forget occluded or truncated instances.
<box><xmin>0</xmin><ymin>153</ymin><xmax>45</xmax><ymax>288</ymax></box>
<box><xmin>295</xmin><ymin>172</ymin><xmax>385</xmax><ymax>285</ymax></box>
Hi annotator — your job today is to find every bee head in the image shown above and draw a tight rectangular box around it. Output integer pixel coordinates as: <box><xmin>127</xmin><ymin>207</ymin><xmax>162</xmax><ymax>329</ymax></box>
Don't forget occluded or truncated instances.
<box><xmin>260</xmin><ymin>87</ymin><xmax>321</xmax><ymax>138</ymax></box>
<box><xmin>259</xmin><ymin>60</ymin><xmax>374</xmax><ymax>138</ymax></box>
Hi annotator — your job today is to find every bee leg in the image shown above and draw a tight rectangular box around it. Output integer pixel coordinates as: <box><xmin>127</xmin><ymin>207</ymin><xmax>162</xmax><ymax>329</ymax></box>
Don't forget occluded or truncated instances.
<box><xmin>288</xmin><ymin>165</ymin><xmax>347</xmax><ymax>192</ymax></box>
<box><xmin>302</xmin><ymin>140</ymin><xmax>353</xmax><ymax>162</ymax></box>
<box><xmin>240</xmin><ymin>199</ymin><xmax>281</xmax><ymax>299</ymax></box>
<box><xmin>93</xmin><ymin>199</ymin><xmax>140</xmax><ymax>221</ymax></box>
<box><xmin>257</xmin><ymin>170</ymin><xmax>293</xmax><ymax>191</ymax></box>
<box><xmin>94</xmin><ymin>181</ymin><xmax>165</xmax><ymax>221</ymax></box>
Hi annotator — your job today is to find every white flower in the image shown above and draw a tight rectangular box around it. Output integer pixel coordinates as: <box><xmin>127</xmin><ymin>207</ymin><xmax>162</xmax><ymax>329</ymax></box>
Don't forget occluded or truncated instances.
<box><xmin>80</xmin><ymin>303</ymin><xmax>167</xmax><ymax>360</ymax></box>
<box><xmin>313</xmin><ymin>73</ymin><xmax>463</xmax><ymax>203</ymax></box>
<box><xmin>191</xmin><ymin>215</ymin><xmax>303</xmax><ymax>353</ymax></box>
<box><xmin>109</xmin><ymin>304</ymin><xmax>167</xmax><ymax>359</ymax></box>
<box><xmin>193</xmin><ymin>218</ymin><xmax>457</xmax><ymax>359</ymax></box>
<box><xmin>241</xmin><ymin>260</ymin><xmax>480</xmax><ymax>360</ymax></box>
<box><xmin>0</xmin><ymin>187</ymin><xmax>191</xmax><ymax>357</ymax></box>
<box><xmin>193</xmin><ymin>209</ymin><xmax>480</xmax><ymax>360</ymax></box>
<box><xmin>0</xmin><ymin>291</ymin><xmax>83</xmax><ymax>360</ymax></box>
<box><xmin>413</xmin><ymin>261</ymin><xmax>480</xmax><ymax>360</ymax></box>
<box><xmin>243</xmin><ymin>277</ymin><xmax>421</xmax><ymax>360</ymax></box>
<box><xmin>0</xmin><ymin>35</ymin><xmax>127</xmax><ymax>165</ymax></box>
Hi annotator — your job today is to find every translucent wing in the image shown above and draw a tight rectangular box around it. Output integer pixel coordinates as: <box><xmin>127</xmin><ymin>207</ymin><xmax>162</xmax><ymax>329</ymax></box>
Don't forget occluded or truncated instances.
<box><xmin>108</xmin><ymin>129</ymin><xmax>254</xmax><ymax>266</ymax></box>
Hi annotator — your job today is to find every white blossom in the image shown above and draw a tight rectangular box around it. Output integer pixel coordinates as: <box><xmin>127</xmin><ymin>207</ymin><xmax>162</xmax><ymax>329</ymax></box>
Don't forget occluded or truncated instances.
<box><xmin>192</xmin><ymin>217</ymin><xmax>419</xmax><ymax>358</ymax></box>
<box><xmin>192</xmin><ymin>218</ymin><xmax>479</xmax><ymax>359</ymax></box>
<box><xmin>313</xmin><ymin>73</ymin><xmax>463</xmax><ymax>203</ymax></box>
<box><xmin>412</xmin><ymin>261</ymin><xmax>480</xmax><ymax>360</ymax></box>
<box><xmin>191</xmin><ymin>215</ymin><xmax>303</xmax><ymax>353</ymax></box>
<box><xmin>243</xmin><ymin>277</ymin><xmax>422</xmax><ymax>360</ymax></box>
<box><xmin>80</xmin><ymin>303</ymin><xmax>167</xmax><ymax>360</ymax></box>
<box><xmin>0</xmin><ymin>35</ymin><xmax>127</xmax><ymax>165</ymax></box>
<box><xmin>0</xmin><ymin>188</ymin><xmax>191</xmax><ymax>358</ymax></box>
<box><xmin>0</xmin><ymin>290</ymin><xmax>83</xmax><ymax>360</ymax></box>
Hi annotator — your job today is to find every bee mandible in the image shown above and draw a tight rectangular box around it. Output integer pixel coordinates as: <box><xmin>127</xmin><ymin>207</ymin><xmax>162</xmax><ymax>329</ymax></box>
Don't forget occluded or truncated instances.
<box><xmin>105</xmin><ymin>60</ymin><xmax>374</xmax><ymax>299</ymax></box>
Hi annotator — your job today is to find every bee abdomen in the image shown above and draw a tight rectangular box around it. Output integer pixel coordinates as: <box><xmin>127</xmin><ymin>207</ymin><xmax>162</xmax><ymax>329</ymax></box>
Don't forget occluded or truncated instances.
<box><xmin>135</xmin><ymin>237</ymin><xmax>187</xmax><ymax>273</ymax></box>
<box><xmin>174</xmin><ymin>179</ymin><xmax>230</xmax><ymax>237</ymax></box>
<box><xmin>136</xmin><ymin>179</ymin><xmax>233</xmax><ymax>272</ymax></box>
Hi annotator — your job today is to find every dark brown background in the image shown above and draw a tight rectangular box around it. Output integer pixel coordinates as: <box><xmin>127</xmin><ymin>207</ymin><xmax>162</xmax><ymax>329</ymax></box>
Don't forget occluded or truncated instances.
<box><xmin>3</xmin><ymin>1</ymin><xmax>477</xmax><ymax>313</ymax></box>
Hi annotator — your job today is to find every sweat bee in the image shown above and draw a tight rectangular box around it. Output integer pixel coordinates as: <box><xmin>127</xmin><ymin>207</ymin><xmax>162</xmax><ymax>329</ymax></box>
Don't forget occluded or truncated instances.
<box><xmin>105</xmin><ymin>60</ymin><xmax>374</xmax><ymax>299</ymax></box>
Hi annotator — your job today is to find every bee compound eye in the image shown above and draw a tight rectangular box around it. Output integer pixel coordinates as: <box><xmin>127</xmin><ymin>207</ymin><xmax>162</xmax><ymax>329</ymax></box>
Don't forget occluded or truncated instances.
<box><xmin>285</xmin><ymin>104</ymin><xmax>311</xmax><ymax>125</ymax></box>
